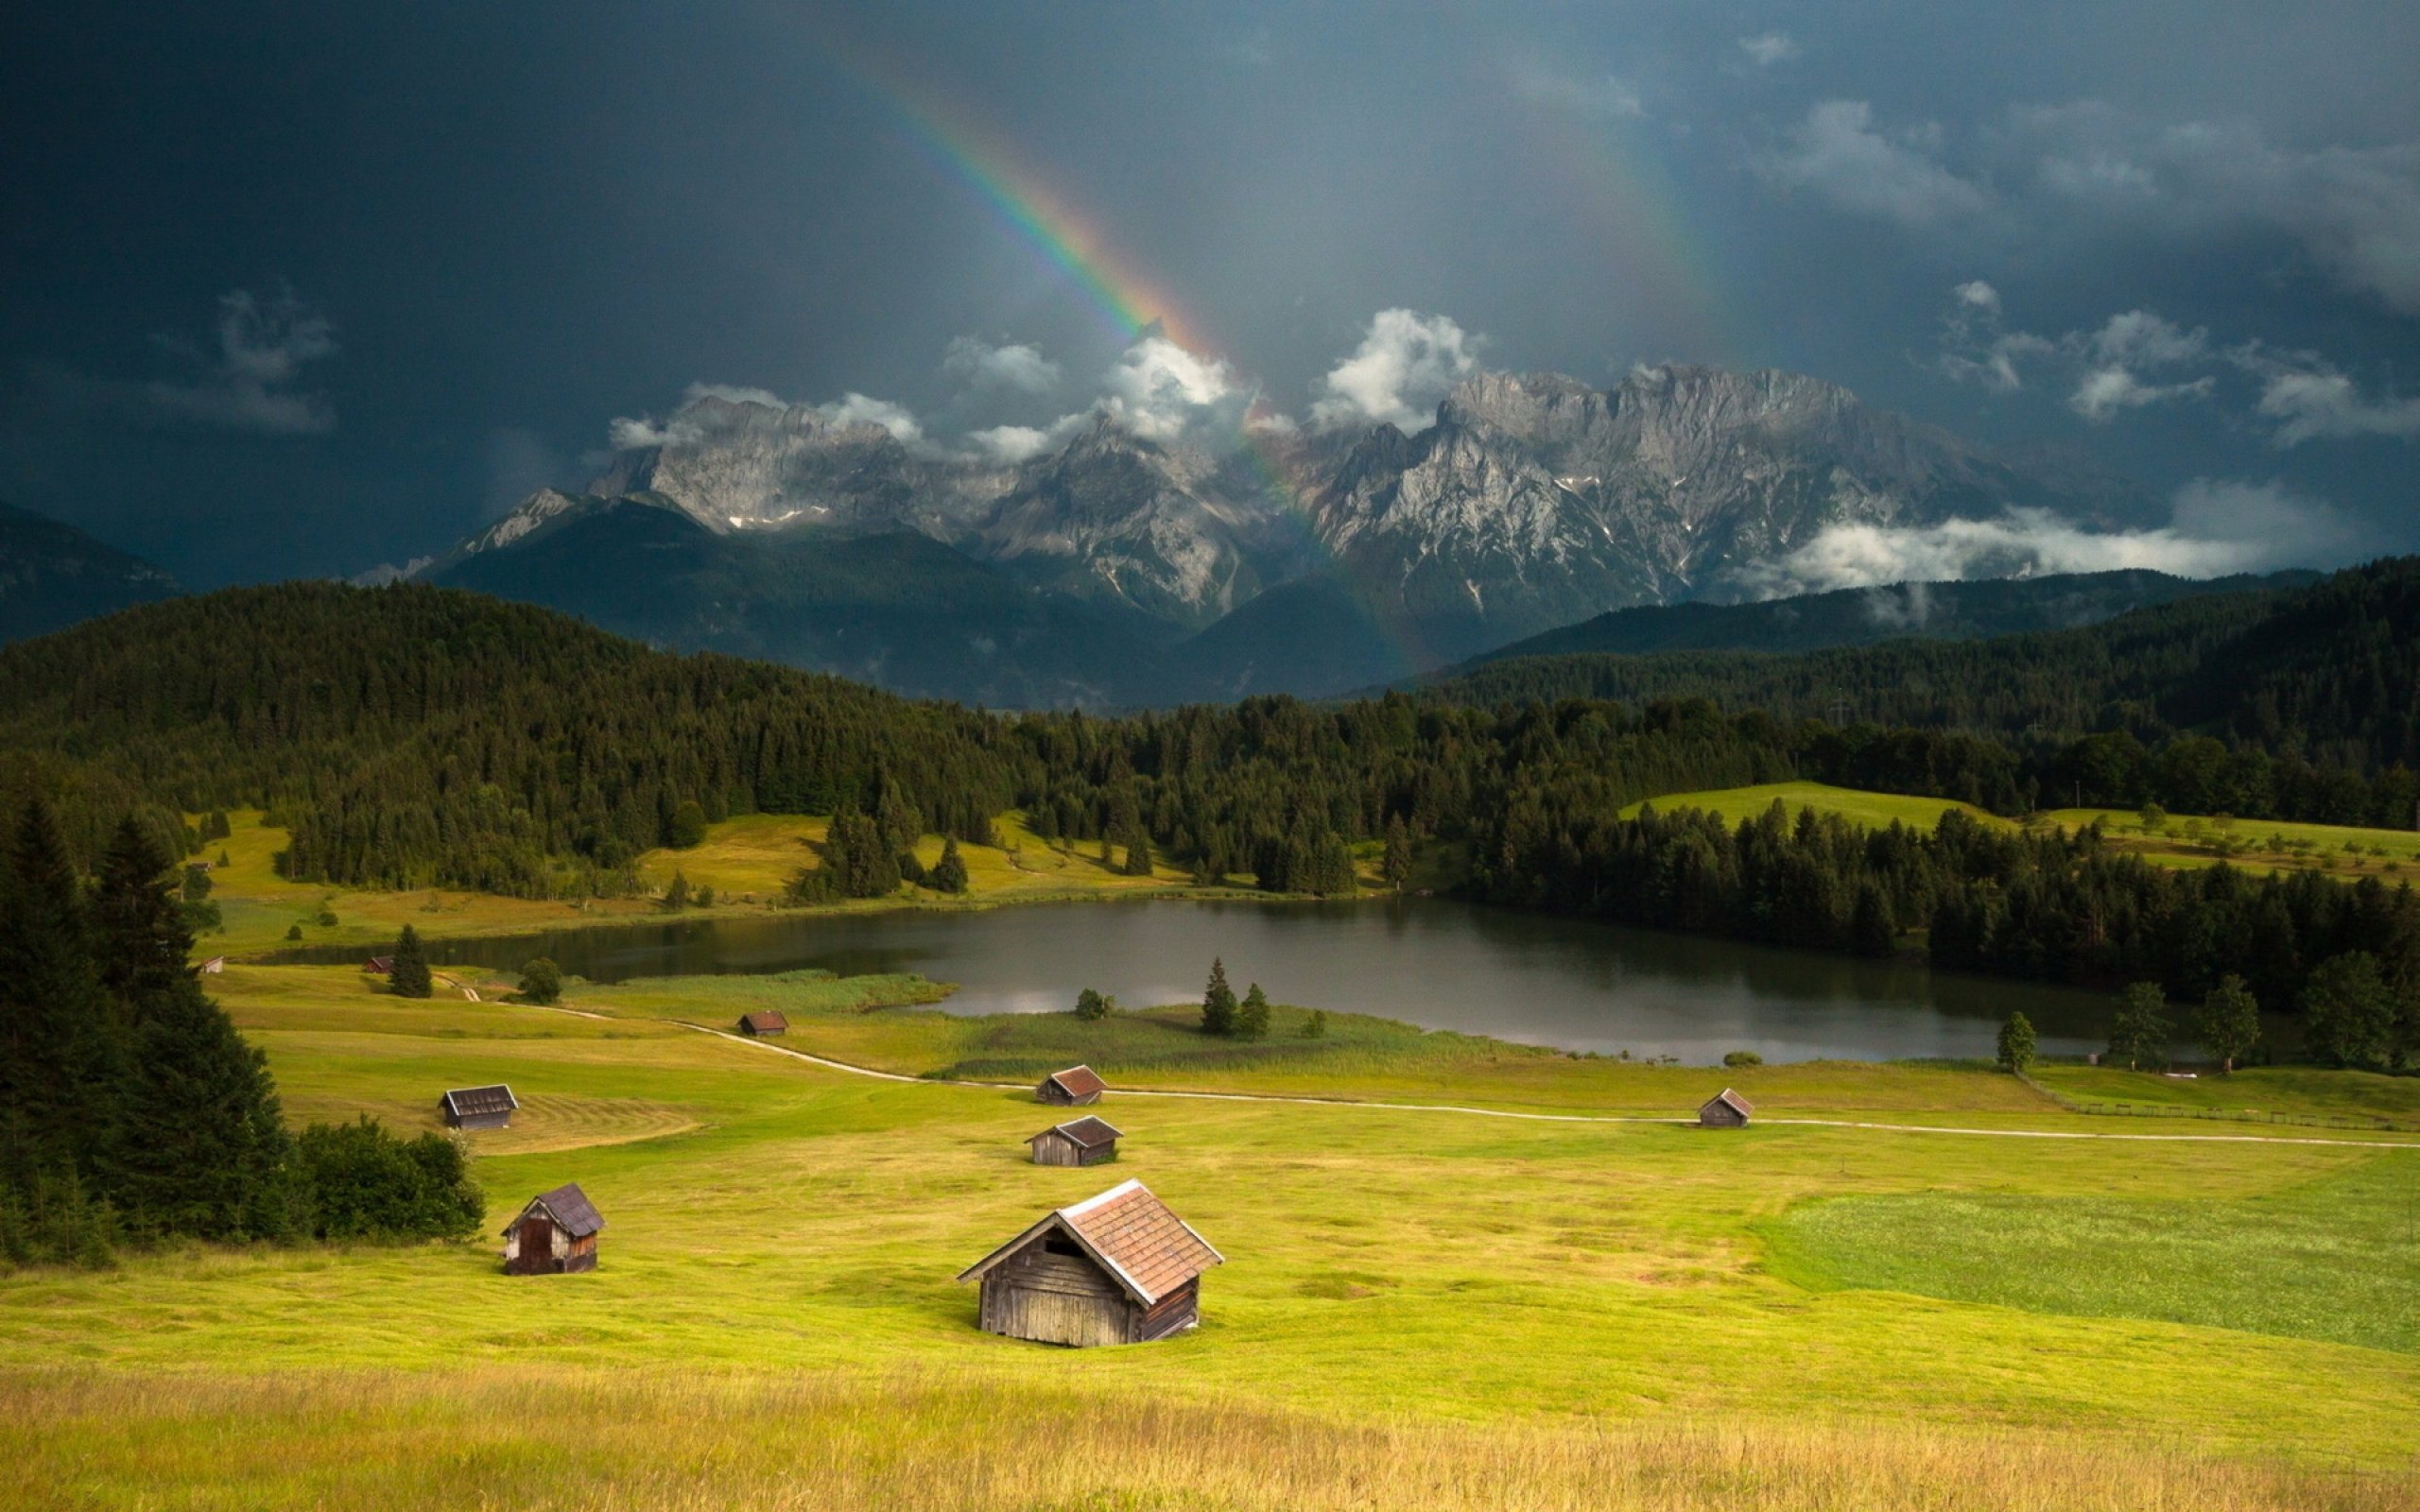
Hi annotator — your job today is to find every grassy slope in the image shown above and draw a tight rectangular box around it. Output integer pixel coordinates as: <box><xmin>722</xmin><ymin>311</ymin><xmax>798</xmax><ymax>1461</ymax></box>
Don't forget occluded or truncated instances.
<box><xmin>1613</xmin><ymin>782</ymin><xmax>2420</xmax><ymax>880</ymax></box>
<box><xmin>197</xmin><ymin>809</ymin><xmax>1322</xmax><ymax>960</ymax></box>
<box><xmin>6</xmin><ymin>961</ymin><xmax>2418</xmax><ymax>1508</ymax></box>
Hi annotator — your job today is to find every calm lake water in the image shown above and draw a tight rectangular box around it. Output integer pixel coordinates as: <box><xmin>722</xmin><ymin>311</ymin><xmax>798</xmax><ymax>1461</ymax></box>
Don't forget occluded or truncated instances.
<box><xmin>284</xmin><ymin>898</ymin><xmax>2117</xmax><ymax>1065</ymax></box>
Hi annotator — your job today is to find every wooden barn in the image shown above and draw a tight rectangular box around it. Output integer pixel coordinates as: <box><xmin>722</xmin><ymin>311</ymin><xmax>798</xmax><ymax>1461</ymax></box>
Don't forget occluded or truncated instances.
<box><xmin>501</xmin><ymin>1183</ymin><xmax>604</xmax><ymax>1275</ymax></box>
<box><xmin>196</xmin><ymin>955</ymin><xmax>226</xmax><ymax>974</ymax></box>
<box><xmin>363</xmin><ymin>954</ymin><xmax>393</xmax><ymax>975</ymax></box>
<box><xmin>1037</xmin><ymin>1064</ymin><xmax>1107</xmax><ymax>1106</ymax></box>
<box><xmin>1028</xmin><ymin>1115</ymin><xmax>1121</xmax><ymax>1167</ymax></box>
<box><xmin>440</xmin><ymin>1084</ymin><xmax>519</xmax><ymax>1130</ymax></box>
<box><xmin>1699</xmin><ymin>1088</ymin><xmax>1754</xmax><ymax>1127</ymax></box>
<box><xmin>957</xmin><ymin>1178</ymin><xmax>1220</xmax><ymax>1348</ymax></box>
<box><xmin>737</xmin><ymin>1010</ymin><xmax>789</xmax><ymax>1037</ymax></box>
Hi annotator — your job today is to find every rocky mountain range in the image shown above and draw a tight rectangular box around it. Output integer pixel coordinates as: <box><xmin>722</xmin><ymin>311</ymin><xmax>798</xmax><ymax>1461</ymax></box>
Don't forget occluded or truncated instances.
<box><xmin>424</xmin><ymin>364</ymin><xmax>2161</xmax><ymax>705</ymax></box>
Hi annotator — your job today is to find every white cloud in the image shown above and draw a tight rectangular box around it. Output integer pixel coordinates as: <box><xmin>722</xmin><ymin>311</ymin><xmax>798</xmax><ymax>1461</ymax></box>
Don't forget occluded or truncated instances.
<box><xmin>966</xmin><ymin>424</ymin><xmax>1055</xmax><ymax>464</ymax></box>
<box><xmin>1762</xmin><ymin>101</ymin><xmax>1991</xmax><ymax>227</ymax></box>
<box><xmin>1952</xmin><ymin>280</ymin><xmax>2001</xmax><ymax>315</ymax></box>
<box><xmin>1730</xmin><ymin>484</ymin><xmax>2354</xmax><ymax>599</ymax></box>
<box><xmin>1509</xmin><ymin>60</ymin><xmax>1646</xmax><ymax>120</ymax></box>
<box><xmin>810</xmin><ymin>392</ymin><xmax>924</xmax><ymax>442</ymax></box>
<box><xmin>2067</xmin><ymin>310</ymin><xmax>2215</xmax><ymax>421</ymax></box>
<box><xmin>143</xmin><ymin>289</ymin><xmax>337</xmax><ymax>435</ymax></box>
<box><xmin>608</xmin><ymin>383</ymin><xmax>925</xmax><ymax>451</ymax></box>
<box><xmin>1737</xmin><ymin>33</ymin><xmax>1799</xmax><ymax>68</ymax></box>
<box><xmin>943</xmin><ymin>336</ymin><xmax>1061</xmax><ymax>395</ymax></box>
<box><xmin>2229</xmin><ymin>344</ymin><xmax>2420</xmax><ymax>446</ymax></box>
<box><xmin>1309</xmin><ymin>309</ymin><xmax>1479</xmax><ymax>432</ymax></box>
<box><xmin>1933</xmin><ymin>280</ymin><xmax>2052</xmax><ymax>394</ymax></box>
<box><xmin>1098</xmin><ymin>335</ymin><xmax>1243</xmax><ymax>440</ymax></box>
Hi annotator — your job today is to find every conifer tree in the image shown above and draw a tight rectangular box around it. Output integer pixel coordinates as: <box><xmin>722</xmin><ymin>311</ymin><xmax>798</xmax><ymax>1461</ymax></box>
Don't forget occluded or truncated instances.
<box><xmin>931</xmin><ymin>836</ymin><xmax>969</xmax><ymax>894</ymax></box>
<box><xmin>389</xmin><ymin>925</ymin><xmax>433</xmax><ymax>999</ymax></box>
<box><xmin>95</xmin><ymin>819</ymin><xmax>299</xmax><ymax>1241</ymax></box>
<box><xmin>1121</xmin><ymin>823</ymin><xmax>1152</xmax><ymax>877</ymax></box>
<box><xmin>1237</xmin><ymin>983</ymin><xmax>1271</xmax><ymax>1040</ymax></box>
<box><xmin>0</xmin><ymin>799</ymin><xmax>117</xmax><ymax>1187</ymax></box>
<box><xmin>1201</xmin><ymin>957</ymin><xmax>1238</xmax><ymax>1037</ymax></box>
<box><xmin>1381</xmin><ymin>816</ymin><xmax>1412</xmax><ymax>893</ymax></box>
<box><xmin>663</xmin><ymin>870</ymin><xmax>690</xmax><ymax>911</ymax></box>
<box><xmin>1996</xmin><ymin>1010</ymin><xmax>2036</xmax><ymax>1073</ymax></box>
<box><xmin>2196</xmin><ymin>974</ymin><xmax>2260</xmax><ymax>1073</ymax></box>
<box><xmin>1302</xmin><ymin>1009</ymin><xmax>1327</xmax><ymax>1040</ymax></box>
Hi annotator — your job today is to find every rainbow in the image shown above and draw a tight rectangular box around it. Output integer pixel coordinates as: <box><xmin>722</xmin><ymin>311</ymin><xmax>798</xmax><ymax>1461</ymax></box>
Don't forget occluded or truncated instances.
<box><xmin>843</xmin><ymin>56</ymin><xmax>1208</xmax><ymax>355</ymax></box>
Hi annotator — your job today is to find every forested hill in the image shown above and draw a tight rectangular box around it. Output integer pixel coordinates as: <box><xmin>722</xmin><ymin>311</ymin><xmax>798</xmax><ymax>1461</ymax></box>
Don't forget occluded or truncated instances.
<box><xmin>1421</xmin><ymin>557</ymin><xmax>2420</xmax><ymax>774</ymax></box>
<box><xmin>0</xmin><ymin>583</ymin><xmax>1022</xmax><ymax>894</ymax></box>
<box><xmin>1449</xmin><ymin>568</ymin><xmax>2313</xmax><ymax>665</ymax></box>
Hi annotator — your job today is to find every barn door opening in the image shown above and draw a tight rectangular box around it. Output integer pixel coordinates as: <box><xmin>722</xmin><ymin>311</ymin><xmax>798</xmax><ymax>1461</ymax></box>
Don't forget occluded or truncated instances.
<box><xmin>519</xmin><ymin>1214</ymin><xmax>555</xmax><ymax>1271</ymax></box>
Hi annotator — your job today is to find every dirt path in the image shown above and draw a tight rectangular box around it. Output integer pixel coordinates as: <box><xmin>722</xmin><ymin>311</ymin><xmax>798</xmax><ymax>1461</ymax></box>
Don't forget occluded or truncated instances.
<box><xmin>667</xmin><ymin>1020</ymin><xmax>2420</xmax><ymax>1151</ymax></box>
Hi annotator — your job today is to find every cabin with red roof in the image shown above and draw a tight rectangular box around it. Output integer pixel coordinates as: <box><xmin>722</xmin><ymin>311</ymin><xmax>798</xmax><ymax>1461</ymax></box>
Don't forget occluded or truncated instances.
<box><xmin>1037</xmin><ymin>1064</ymin><xmax>1106</xmax><ymax>1106</ymax></box>
<box><xmin>956</xmin><ymin>1179</ymin><xmax>1220</xmax><ymax>1348</ymax></box>
<box><xmin>737</xmin><ymin>1011</ymin><xmax>788</xmax><ymax>1037</ymax></box>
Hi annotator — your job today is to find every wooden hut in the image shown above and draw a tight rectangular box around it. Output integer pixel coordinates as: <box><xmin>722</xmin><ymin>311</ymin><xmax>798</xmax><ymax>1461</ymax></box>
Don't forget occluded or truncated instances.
<box><xmin>363</xmin><ymin>954</ymin><xmax>394</xmax><ymax>974</ymax></box>
<box><xmin>1698</xmin><ymin>1088</ymin><xmax>1754</xmax><ymax>1127</ymax></box>
<box><xmin>440</xmin><ymin>1084</ymin><xmax>519</xmax><ymax>1130</ymax></box>
<box><xmin>956</xmin><ymin>1178</ymin><xmax>1220</xmax><ymax>1348</ymax></box>
<box><xmin>196</xmin><ymin>955</ymin><xmax>226</xmax><ymax>974</ymax></box>
<box><xmin>501</xmin><ymin>1183</ymin><xmax>604</xmax><ymax>1275</ymax></box>
<box><xmin>737</xmin><ymin>1010</ymin><xmax>789</xmax><ymax>1037</ymax></box>
<box><xmin>1028</xmin><ymin>1115</ymin><xmax>1122</xmax><ymax>1167</ymax></box>
<box><xmin>1038</xmin><ymin>1064</ymin><xmax>1107</xmax><ymax>1106</ymax></box>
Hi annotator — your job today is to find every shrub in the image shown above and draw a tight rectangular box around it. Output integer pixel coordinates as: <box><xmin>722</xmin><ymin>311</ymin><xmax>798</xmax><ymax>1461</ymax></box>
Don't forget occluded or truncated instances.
<box><xmin>1302</xmin><ymin>1009</ymin><xmax>1327</xmax><ymax>1040</ymax></box>
<box><xmin>285</xmin><ymin>922</ymin><xmax>303</xmax><ymax>941</ymax></box>
<box><xmin>1073</xmin><ymin>988</ymin><xmax>1110</xmax><ymax>1021</ymax></box>
<box><xmin>296</xmin><ymin>1118</ymin><xmax>483</xmax><ymax>1241</ymax></box>
<box><xmin>520</xmin><ymin>957</ymin><xmax>562</xmax><ymax>1005</ymax></box>
<box><xmin>1723</xmin><ymin>1050</ymin><xmax>1764</xmax><ymax>1069</ymax></box>
<box><xmin>667</xmin><ymin>799</ymin><xmax>709</xmax><ymax>850</ymax></box>
<box><xmin>1996</xmin><ymin>1012</ymin><xmax>2036</xmax><ymax>1073</ymax></box>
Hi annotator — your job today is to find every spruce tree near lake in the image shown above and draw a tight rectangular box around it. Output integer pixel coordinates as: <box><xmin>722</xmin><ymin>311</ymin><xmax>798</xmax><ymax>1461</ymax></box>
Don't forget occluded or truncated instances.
<box><xmin>1238</xmin><ymin>983</ymin><xmax>1271</xmax><ymax>1040</ymax></box>
<box><xmin>930</xmin><ymin>835</ymin><xmax>969</xmax><ymax>894</ymax></box>
<box><xmin>1201</xmin><ymin>958</ymin><xmax>1238</xmax><ymax>1037</ymax></box>
<box><xmin>2197</xmin><ymin>974</ymin><xmax>2261</xmax><ymax>1073</ymax></box>
<box><xmin>1996</xmin><ymin>1011</ymin><xmax>2036</xmax><ymax>1073</ymax></box>
<box><xmin>2108</xmin><ymin>982</ymin><xmax>2172</xmax><ymax>1071</ymax></box>
<box><xmin>389</xmin><ymin>925</ymin><xmax>433</xmax><ymax>999</ymax></box>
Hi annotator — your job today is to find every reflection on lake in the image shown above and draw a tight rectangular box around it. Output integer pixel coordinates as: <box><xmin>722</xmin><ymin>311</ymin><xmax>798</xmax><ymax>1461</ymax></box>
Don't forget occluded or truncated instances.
<box><xmin>279</xmin><ymin>897</ymin><xmax>2117</xmax><ymax>1065</ymax></box>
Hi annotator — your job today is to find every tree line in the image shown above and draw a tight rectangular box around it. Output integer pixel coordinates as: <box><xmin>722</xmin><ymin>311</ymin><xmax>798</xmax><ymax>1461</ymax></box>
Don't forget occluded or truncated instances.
<box><xmin>0</xmin><ymin>799</ymin><xmax>482</xmax><ymax>1267</ymax></box>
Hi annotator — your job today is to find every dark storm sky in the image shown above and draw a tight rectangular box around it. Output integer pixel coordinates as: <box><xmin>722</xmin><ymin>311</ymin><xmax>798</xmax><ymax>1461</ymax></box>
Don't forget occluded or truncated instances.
<box><xmin>5</xmin><ymin>1</ymin><xmax>2417</xmax><ymax>587</ymax></box>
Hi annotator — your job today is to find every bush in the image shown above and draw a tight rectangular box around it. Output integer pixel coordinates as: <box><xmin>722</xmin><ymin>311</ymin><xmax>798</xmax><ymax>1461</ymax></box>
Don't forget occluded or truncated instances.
<box><xmin>285</xmin><ymin>922</ymin><xmax>303</xmax><ymax>941</ymax></box>
<box><xmin>315</xmin><ymin>907</ymin><xmax>337</xmax><ymax>927</ymax></box>
<box><xmin>1302</xmin><ymin>1009</ymin><xmax>1327</xmax><ymax>1040</ymax></box>
<box><xmin>1073</xmin><ymin>988</ymin><xmax>1110</xmax><ymax>1021</ymax></box>
<box><xmin>1996</xmin><ymin>1011</ymin><xmax>2037</xmax><ymax>1073</ymax></box>
<box><xmin>667</xmin><ymin>799</ymin><xmax>708</xmax><ymax>850</ymax></box>
<box><xmin>296</xmin><ymin>1118</ymin><xmax>483</xmax><ymax>1241</ymax></box>
<box><xmin>1723</xmin><ymin>1050</ymin><xmax>1763</xmax><ymax>1069</ymax></box>
<box><xmin>520</xmin><ymin>957</ymin><xmax>562</xmax><ymax>1005</ymax></box>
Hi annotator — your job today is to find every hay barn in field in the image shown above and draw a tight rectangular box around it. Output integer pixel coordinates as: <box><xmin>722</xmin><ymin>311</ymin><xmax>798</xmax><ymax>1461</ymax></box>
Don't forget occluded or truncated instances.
<box><xmin>196</xmin><ymin>955</ymin><xmax>225</xmax><ymax>974</ymax></box>
<box><xmin>363</xmin><ymin>954</ymin><xmax>393</xmax><ymax>974</ymax></box>
<box><xmin>1038</xmin><ymin>1064</ymin><xmax>1106</xmax><ymax>1106</ymax></box>
<box><xmin>1028</xmin><ymin>1115</ymin><xmax>1121</xmax><ymax>1167</ymax></box>
<box><xmin>957</xmin><ymin>1178</ymin><xmax>1220</xmax><ymax>1348</ymax></box>
<box><xmin>440</xmin><ymin>1084</ymin><xmax>518</xmax><ymax>1130</ymax></box>
<box><xmin>502</xmin><ymin>1182</ymin><xmax>604</xmax><ymax>1275</ymax></box>
<box><xmin>1699</xmin><ymin>1088</ymin><xmax>1754</xmax><ymax>1127</ymax></box>
<box><xmin>737</xmin><ymin>1010</ymin><xmax>788</xmax><ymax>1037</ymax></box>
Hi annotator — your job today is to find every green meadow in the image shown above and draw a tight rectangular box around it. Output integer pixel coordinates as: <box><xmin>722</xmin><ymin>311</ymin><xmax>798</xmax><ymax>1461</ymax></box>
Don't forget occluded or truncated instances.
<box><xmin>5</xmin><ymin>954</ymin><xmax>2418</xmax><ymax>1508</ymax></box>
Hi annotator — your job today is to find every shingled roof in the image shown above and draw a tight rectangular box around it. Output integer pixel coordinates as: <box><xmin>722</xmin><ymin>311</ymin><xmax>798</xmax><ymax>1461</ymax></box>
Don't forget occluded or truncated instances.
<box><xmin>441</xmin><ymin>1084</ymin><xmax>518</xmax><ymax>1119</ymax></box>
<box><xmin>1703</xmin><ymin>1088</ymin><xmax>1754</xmax><ymax>1118</ymax></box>
<box><xmin>738</xmin><ymin>1011</ymin><xmax>788</xmax><ymax>1034</ymax></box>
<box><xmin>1036</xmin><ymin>1115</ymin><xmax>1122</xmax><ymax>1150</ymax></box>
<box><xmin>957</xmin><ymin>1178</ymin><xmax>1220</xmax><ymax>1306</ymax></box>
<box><xmin>1044</xmin><ymin>1065</ymin><xmax>1107</xmax><ymax>1099</ymax></box>
<box><xmin>503</xmin><ymin>1181</ymin><xmax>606</xmax><ymax>1239</ymax></box>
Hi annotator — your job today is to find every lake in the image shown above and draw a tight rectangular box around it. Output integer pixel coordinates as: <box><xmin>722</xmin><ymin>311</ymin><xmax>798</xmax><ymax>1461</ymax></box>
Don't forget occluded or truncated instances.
<box><xmin>285</xmin><ymin>897</ymin><xmax>2118</xmax><ymax>1064</ymax></box>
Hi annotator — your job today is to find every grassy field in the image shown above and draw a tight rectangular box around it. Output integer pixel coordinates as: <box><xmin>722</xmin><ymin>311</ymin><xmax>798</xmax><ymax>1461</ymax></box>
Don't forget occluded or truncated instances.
<box><xmin>195</xmin><ymin>808</ymin><xmax>1319</xmax><ymax>960</ymax></box>
<box><xmin>1612</xmin><ymin>782</ymin><xmax>2420</xmax><ymax>881</ymax></box>
<box><xmin>1619</xmin><ymin>782</ymin><xmax>1996</xmax><ymax>830</ymax></box>
<box><xmin>6</xmin><ymin>957</ymin><xmax>2419</xmax><ymax>1507</ymax></box>
<box><xmin>2046</xmin><ymin>806</ymin><xmax>2420</xmax><ymax>878</ymax></box>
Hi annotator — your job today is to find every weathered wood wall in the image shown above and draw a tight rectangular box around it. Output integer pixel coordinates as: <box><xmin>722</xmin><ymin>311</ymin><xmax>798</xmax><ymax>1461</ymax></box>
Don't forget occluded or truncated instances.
<box><xmin>978</xmin><ymin>1243</ymin><xmax>1140</xmax><ymax>1347</ymax></box>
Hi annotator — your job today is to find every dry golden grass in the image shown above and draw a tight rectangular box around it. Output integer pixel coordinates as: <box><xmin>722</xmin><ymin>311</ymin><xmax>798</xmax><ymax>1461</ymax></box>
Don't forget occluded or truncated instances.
<box><xmin>6</xmin><ymin>1367</ymin><xmax>2410</xmax><ymax>1512</ymax></box>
